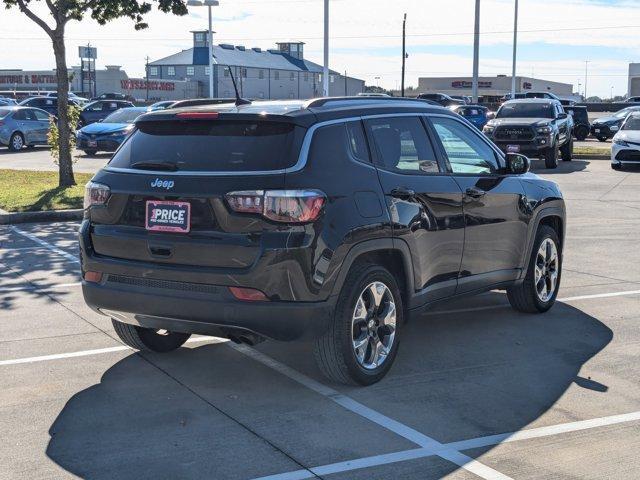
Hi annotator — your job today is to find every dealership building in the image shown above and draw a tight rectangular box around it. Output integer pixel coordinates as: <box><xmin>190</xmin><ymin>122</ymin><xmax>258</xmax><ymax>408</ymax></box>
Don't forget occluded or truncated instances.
<box><xmin>418</xmin><ymin>75</ymin><xmax>574</xmax><ymax>101</ymax></box>
<box><xmin>147</xmin><ymin>31</ymin><xmax>365</xmax><ymax>99</ymax></box>
<box><xmin>0</xmin><ymin>65</ymin><xmax>197</xmax><ymax>101</ymax></box>
<box><xmin>629</xmin><ymin>63</ymin><xmax>640</xmax><ymax>97</ymax></box>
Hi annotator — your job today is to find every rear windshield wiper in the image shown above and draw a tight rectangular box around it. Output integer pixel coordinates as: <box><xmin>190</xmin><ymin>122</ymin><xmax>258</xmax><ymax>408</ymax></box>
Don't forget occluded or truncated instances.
<box><xmin>130</xmin><ymin>161</ymin><xmax>179</xmax><ymax>171</ymax></box>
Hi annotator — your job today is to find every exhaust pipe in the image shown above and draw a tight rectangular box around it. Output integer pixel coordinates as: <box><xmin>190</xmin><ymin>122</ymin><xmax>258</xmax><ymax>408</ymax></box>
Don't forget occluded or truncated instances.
<box><xmin>225</xmin><ymin>331</ymin><xmax>265</xmax><ymax>346</ymax></box>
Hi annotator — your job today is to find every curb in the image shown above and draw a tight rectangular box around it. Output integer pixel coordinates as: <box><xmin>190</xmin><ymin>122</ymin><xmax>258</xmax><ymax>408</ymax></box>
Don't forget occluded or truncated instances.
<box><xmin>0</xmin><ymin>209</ymin><xmax>83</xmax><ymax>225</ymax></box>
<box><xmin>572</xmin><ymin>154</ymin><xmax>610</xmax><ymax>160</ymax></box>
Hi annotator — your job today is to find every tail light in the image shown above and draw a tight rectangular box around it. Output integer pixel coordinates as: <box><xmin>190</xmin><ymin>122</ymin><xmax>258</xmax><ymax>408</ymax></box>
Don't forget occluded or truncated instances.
<box><xmin>226</xmin><ymin>190</ymin><xmax>326</xmax><ymax>223</ymax></box>
<box><xmin>83</xmin><ymin>181</ymin><xmax>111</xmax><ymax>209</ymax></box>
<box><xmin>229</xmin><ymin>286</ymin><xmax>269</xmax><ymax>302</ymax></box>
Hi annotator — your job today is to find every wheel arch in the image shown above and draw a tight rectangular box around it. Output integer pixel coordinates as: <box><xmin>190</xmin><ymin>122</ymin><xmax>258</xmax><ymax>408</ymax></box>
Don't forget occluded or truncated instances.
<box><xmin>518</xmin><ymin>205</ymin><xmax>565</xmax><ymax>281</ymax></box>
<box><xmin>330</xmin><ymin>238</ymin><xmax>414</xmax><ymax>308</ymax></box>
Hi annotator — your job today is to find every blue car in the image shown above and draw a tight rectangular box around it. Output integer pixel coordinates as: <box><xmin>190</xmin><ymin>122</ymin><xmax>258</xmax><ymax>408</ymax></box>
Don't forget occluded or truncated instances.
<box><xmin>77</xmin><ymin>99</ymin><xmax>135</xmax><ymax>128</ymax></box>
<box><xmin>76</xmin><ymin>106</ymin><xmax>147</xmax><ymax>155</ymax></box>
<box><xmin>452</xmin><ymin>105</ymin><xmax>490</xmax><ymax>130</ymax></box>
<box><xmin>0</xmin><ymin>106</ymin><xmax>53</xmax><ymax>151</ymax></box>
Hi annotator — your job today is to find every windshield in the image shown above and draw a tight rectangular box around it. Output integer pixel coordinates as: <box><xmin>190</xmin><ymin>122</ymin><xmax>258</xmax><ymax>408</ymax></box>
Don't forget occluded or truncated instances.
<box><xmin>614</xmin><ymin>107</ymin><xmax>639</xmax><ymax>119</ymax></box>
<box><xmin>103</xmin><ymin>109</ymin><xmax>144</xmax><ymax>124</ymax></box>
<box><xmin>622</xmin><ymin>115</ymin><xmax>640</xmax><ymax>130</ymax></box>
<box><xmin>458</xmin><ymin>107</ymin><xmax>484</xmax><ymax>116</ymax></box>
<box><xmin>497</xmin><ymin>102</ymin><xmax>555</xmax><ymax>119</ymax></box>
<box><xmin>109</xmin><ymin>120</ymin><xmax>303</xmax><ymax>172</ymax></box>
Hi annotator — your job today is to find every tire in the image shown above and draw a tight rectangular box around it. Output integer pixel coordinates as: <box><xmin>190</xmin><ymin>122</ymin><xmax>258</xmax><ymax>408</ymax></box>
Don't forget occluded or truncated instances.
<box><xmin>8</xmin><ymin>132</ymin><xmax>24</xmax><ymax>151</ymax></box>
<box><xmin>544</xmin><ymin>142</ymin><xmax>559</xmax><ymax>169</ymax></box>
<box><xmin>111</xmin><ymin>318</ymin><xmax>191</xmax><ymax>353</ymax></box>
<box><xmin>314</xmin><ymin>263</ymin><xmax>403</xmax><ymax>385</ymax></box>
<box><xmin>507</xmin><ymin>225</ymin><xmax>561</xmax><ymax>314</ymax></box>
<box><xmin>84</xmin><ymin>149</ymin><xmax>98</xmax><ymax>156</ymax></box>
<box><xmin>560</xmin><ymin>136</ymin><xmax>573</xmax><ymax>162</ymax></box>
<box><xmin>574</xmin><ymin>126</ymin><xmax>588</xmax><ymax>141</ymax></box>
<box><xmin>597</xmin><ymin>136</ymin><xmax>608</xmax><ymax>142</ymax></box>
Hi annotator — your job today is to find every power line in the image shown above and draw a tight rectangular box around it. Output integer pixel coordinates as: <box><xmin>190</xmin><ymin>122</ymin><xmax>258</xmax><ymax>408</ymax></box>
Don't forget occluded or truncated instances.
<box><xmin>1</xmin><ymin>23</ymin><xmax>639</xmax><ymax>42</ymax></box>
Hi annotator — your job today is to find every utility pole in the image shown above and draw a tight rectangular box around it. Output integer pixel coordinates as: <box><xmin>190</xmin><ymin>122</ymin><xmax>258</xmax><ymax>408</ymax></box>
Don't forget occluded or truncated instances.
<box><xmin>510</xmin><ymin>0</ymin><xmax>518</xmax><ymax>98</ymax></box>
<box><xmin>472</xmin><ymin>0</ymin><xmax>480</xmax><ymax>103</ymax></box>
<box><xmin>323</xmin><ymin>0</ymin><xmax>330</xmax><ymax>96</ymax></box>
<box><xmin>401</xmin><ymin>13</ymin><xmax>407</xmax><ymax>97</ymax></box>
<box><xmin>145</xmin><ymin>55</ymin><xmax>150</xmax><ymax>101</ymax></box>
<box><xmin>584</xmin><ymin>60</ymin><xmax>590</xmax><ymax>101</ymax></box>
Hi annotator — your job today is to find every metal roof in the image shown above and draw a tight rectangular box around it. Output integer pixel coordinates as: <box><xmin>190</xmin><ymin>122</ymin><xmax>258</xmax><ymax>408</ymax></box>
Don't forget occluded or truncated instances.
<box><xmin>150</xmin><ymin>45</ymin><xmax>336</xmax><ymax>74</ymax></box>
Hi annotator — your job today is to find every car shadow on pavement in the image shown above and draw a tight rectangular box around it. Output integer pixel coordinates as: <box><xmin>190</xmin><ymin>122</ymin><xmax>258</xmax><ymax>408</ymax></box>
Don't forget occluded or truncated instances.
<box><xmin>531</xmin><ymin>159</ymin><xmax>590</xmax><ymax>174</ymax></box>
<box><xmin>45</xmin><ymin>296</ymin><xmax>612</xmax><ymax>480</ymax></box>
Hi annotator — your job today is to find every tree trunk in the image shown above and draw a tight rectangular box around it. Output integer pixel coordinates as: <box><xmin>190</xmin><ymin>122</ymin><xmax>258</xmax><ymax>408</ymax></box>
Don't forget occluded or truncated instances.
<box><xmin>52</xmin><ymin>32</ymin><xmax>75</xmax><ymax>187</ymax></box>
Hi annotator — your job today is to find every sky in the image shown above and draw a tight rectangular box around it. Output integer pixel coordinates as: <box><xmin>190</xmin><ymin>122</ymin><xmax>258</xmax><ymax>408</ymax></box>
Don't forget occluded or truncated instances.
<box><xmin>1</xmin><ymin>0</ymin><xmax>639</xmax><ymax>97</ymax></box>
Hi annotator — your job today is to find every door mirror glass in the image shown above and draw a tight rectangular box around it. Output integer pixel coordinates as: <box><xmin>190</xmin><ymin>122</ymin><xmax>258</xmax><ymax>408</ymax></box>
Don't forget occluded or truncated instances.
<box><xmin>506</xmin><ymin>153</ymin><xmax>530</xmax><ymax>174</ymax></box>
<box><xmin>557</xmin><ymin>112</ymin><xmax>568</xmax><ymax>119</ymax></box>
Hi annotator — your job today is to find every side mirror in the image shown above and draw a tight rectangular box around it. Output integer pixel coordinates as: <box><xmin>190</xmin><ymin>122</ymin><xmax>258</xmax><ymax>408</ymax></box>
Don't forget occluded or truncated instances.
<box><xmin>506</xmin><ymin>153</ymin><xmax>530</xmax><ymax>175</ymax></box>
<box><xmin>557</xmin><ymin>112</ymin><xmax>568</xmax><ymax>120</ymax></box>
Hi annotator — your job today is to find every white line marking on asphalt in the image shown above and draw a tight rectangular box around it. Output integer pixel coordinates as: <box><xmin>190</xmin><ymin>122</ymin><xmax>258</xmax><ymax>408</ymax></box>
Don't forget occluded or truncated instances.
<box><xmin>230</xmin><ymin>343</ymin><xmax>513</xmax><ymax>480</ymax></box>
<box><xmin>0</xmin><ymin>246</ymin><xmax>48</xmax><ymax>252</ymax></box>
<box><xmin>252</xmin><ymin>411</ymin><xmax>640</xmax><ymax>480</ymax></box>
<box><xmin>9</xmin><ymin>226</ymin><xmax>79</xmax><ymax>264</ymax></box>
<box><xmin>0</xmin><ymin>281</ymin><xmax>82</xmax><ymax>294</ymax></box>
<box><xmin>0</xmin><ymin>336</ymin><xmax>221</xmax><ymax>366</ymax></box>
<box><xmin>426</xmin><ymin>289</ymin><xmax>640</xmax><ymax>316</ymax></box>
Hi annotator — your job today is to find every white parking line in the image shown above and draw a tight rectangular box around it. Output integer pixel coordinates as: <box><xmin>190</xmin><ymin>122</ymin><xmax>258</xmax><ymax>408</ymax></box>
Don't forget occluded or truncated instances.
<box><xmin>252</xmin><ymin>411</ymin><xmax>640</xmax><ymax>480</ymax></box>
<box><xmin>9</xmin><ymin>226</ymin><xmax>79</xmax><ymax>264</ymax></box>
<box><xmin>230</xmin><ymin>344</ymin><xmax>513</xmax><ymax>480</ymax></box>
<box><xmin>426</xmin><ymin>289</ymin><xmax>640</xmax><ymax>317</ymax></box>
<box><xmin>0</xmin><ymin>336</ymin><xmax>222</xmax><ymax>366</ymax></box>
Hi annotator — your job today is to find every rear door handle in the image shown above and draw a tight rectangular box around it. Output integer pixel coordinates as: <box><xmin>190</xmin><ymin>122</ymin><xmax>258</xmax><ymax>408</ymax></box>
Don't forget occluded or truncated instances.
<box><xmin>390</xmin><ymin>187</ymin><xmax>416</xmax><ymax>199</ymax></box>
<box><xmin>465</xmin><ymin>186</ymin><xmax>486</xmax><ymax>198</ymax></box>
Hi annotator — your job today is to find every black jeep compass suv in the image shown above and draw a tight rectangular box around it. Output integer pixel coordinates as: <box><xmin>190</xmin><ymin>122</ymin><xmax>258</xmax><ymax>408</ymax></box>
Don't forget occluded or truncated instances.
<box><xmin>80</xmin><ymin>97</ymin><xmax>566</xmax><ymax>385</ymax></box>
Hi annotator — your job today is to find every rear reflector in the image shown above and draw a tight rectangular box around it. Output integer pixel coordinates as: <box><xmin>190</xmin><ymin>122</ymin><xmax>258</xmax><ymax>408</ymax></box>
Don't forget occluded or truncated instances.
<box><xmin>84</xmin><ymin>271</ymin><xmax>103</xmax><ymax>283</ymax></box>
<box><xmin>176</xmin><ymin>112</ymin><xmax>219</xmax><ymax>120</ymax></box>
<box><xmin>229</xmin><ymin>286</ymin><xmax>269</xmax><ymax>302</ymax></box>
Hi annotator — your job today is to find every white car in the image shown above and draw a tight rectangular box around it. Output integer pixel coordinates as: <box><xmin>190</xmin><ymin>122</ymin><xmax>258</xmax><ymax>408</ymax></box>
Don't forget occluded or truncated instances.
<box><xmin>611</xmin><ymin>112</ymin><xmax>640</xmax><ymax>170</ymax></box>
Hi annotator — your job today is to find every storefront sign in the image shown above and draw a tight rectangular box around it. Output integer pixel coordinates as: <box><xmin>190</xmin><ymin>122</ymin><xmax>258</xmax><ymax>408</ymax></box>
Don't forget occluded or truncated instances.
<box><xmin>0</xmin><ymin>74</ymin><xmax>56</xmax><ymax>85</ymax></box>
<box><xmin>452</xmin><ymin>80</ymin><xmax>492</xmax><ymax>89</ymax></box>
<box><xmin>121</xmin><ymin>79</ymin><xmax>175</xmax><ymax>91</ymax></box>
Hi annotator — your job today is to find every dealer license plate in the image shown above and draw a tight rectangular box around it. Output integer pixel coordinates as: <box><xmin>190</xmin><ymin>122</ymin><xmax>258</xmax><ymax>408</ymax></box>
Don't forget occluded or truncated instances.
<box><xmin>145</xmin><ymin>200</ymin><xmax>191</xmax><ymax>233</ymax></box>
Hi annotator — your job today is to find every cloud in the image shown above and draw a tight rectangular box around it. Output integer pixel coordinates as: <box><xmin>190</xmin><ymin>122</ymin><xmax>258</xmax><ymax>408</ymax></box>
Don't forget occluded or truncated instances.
<box><xmin>1</xmin><ymin>0</ymin><xmax>638</xmax><ymax>96</ymax></box>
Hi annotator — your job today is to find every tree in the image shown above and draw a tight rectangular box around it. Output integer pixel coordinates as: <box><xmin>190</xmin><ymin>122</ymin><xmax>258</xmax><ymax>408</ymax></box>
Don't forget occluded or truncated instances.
<box><xmin>3</xmin><ymin>0</ymin><xmax>188</xmax><ymax>187</ymax></box>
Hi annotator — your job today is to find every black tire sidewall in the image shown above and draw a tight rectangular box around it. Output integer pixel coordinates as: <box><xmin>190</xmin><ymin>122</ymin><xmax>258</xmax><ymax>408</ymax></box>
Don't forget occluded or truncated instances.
<box><xmin>527</xmin><ymin>226</ymin><xmax>562</xmax><ymax>312</ymax></box>
<box><xmin>9</xmin><ymin>133</ymin><xmax>23</xmax><ymax>151</ymax></box>
<box><xmin>545</xmin><ymin>142</ymin><xmax>558</xmax><ymax>168</ymax></box>
<box><xmin>337</xmin><ymin>265</ymin><xmax>403</xmax><ymax>385</ymax></box>
<box><xmin>561</xmin><ymin>136</ymin><xmax>573</xmax><ymax>161</ymax></box>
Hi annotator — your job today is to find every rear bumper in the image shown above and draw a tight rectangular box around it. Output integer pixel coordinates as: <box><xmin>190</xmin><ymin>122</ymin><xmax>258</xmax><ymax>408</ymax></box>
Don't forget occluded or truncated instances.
<box><xmin>82</xmin><ymin>278</ymin><xmax>334</xmax><ymax>341</ymax></box>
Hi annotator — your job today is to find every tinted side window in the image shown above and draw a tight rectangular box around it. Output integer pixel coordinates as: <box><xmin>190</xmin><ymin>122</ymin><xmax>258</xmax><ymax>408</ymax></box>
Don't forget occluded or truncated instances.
<box><xmin>366</xmin><ymin>116</ymin><xmax>439</xmax><ymax>174</ymax></box>
<box><xmin>431</xmin><ymin>117</ymin><xmax>499</xmax><ymax>175</ymax></box>
<box><xmin>32</xmin><ymin>109</ymin><xmax>50</xmax><ymax>121</ymax></box>
<box><xmin>345</xmin><ymin>121</ymin><xmax>370</xmax><ymax>163</ymax></box>
<box><xmin>13</xmin><ymin>110</ymin><xmax>27</xmax><ymax>121</ymax></box>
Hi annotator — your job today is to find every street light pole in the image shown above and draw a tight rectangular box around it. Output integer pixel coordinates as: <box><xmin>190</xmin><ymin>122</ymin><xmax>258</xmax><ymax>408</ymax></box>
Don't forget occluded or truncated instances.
<box><xmin>401</xmin><ymin>13</ymin><xmax>407</xmax><ymax>97</ymax></box>
<box><xmin>584</xmin><ymin>60</ymin><xmax>590</xmax><ymax>101</ymax></box>
<box><xmin>208</xmin><ymin>4</ymin><xmax>214</xmax><ymax>98</ymax></box>
<box><xmin>511</xmin><ymin>0</ymin><xmax>518</xmax><ymax>98</ymax></box>
<box><xmin>187</xmin><ymin>0</ymin><xmax>219</xmax><ymax>99</ymax></box>
<box><xmin>323</xmin><ymin>0</ymin><xmax>330</xmax><ymax>96</ymax></box>
<box><xmin>472</xmin><ymin>0</ymin><xmax>480</xmax><ymax>103</ymax></box>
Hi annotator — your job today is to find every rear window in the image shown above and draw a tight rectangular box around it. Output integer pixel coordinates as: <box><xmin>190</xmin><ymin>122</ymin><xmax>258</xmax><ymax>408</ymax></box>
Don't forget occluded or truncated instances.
<box><xmin>0</xmin><ymin>109</ymin><xmax>10</xmax><ymax>118</ymax></box>
<box><xmin>109</xmin><ymin>120</ymin><xmax>303</xmax><ymax>172</ymax></box>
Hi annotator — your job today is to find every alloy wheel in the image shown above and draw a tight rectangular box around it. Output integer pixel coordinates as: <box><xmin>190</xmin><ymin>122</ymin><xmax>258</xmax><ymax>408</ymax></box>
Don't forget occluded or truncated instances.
<box><xmin>351</xmin><ymin>281</ymin><xmax>397</xmax><ymax>370</ymax></box>
<box><xmin>12</xmin><ymin>134</ymin><xmax>23</xmax><ymax>150</ymax></box>
<box><xmin>534</xmin><ymin>238</ymin><xmax>559</xmax><ymax>302</ymax></box>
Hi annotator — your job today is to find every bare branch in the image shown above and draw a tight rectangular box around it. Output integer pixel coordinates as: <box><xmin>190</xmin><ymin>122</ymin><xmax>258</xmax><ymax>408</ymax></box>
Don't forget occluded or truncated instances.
<box><xmin>15</xmin><ymin>0</ymin><xmax>54</xmax><ymax>36</ymax></box>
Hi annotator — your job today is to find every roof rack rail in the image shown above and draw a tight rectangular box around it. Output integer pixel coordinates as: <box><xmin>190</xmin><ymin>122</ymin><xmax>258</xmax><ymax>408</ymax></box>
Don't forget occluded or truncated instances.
<box><xmin>305</xmin><ymin>96</ymin><xmax>436</xmax><ymax>108</ymax></box>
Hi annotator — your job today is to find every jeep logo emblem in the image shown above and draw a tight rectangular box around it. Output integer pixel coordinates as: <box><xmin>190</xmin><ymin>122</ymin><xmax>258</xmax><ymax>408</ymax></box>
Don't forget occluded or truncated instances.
<box><xmin>151</xmin><ymin>178</ymin><xmax>174</xmax><ymax>189</ymax></box>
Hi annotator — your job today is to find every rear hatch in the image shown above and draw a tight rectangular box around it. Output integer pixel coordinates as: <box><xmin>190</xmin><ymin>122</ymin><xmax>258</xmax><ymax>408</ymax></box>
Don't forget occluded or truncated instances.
<box><xmin>88</xmin><ymin>110</ymin><xmax>307</xmax><ymax>269</ymax></box>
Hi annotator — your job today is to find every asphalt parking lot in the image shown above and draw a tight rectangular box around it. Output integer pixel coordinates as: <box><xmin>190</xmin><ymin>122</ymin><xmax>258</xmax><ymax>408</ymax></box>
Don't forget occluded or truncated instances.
<box><xmin>1</xmin><ymin>157</ymin><xmax>640</xmax><ymax>479</ymax></box>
